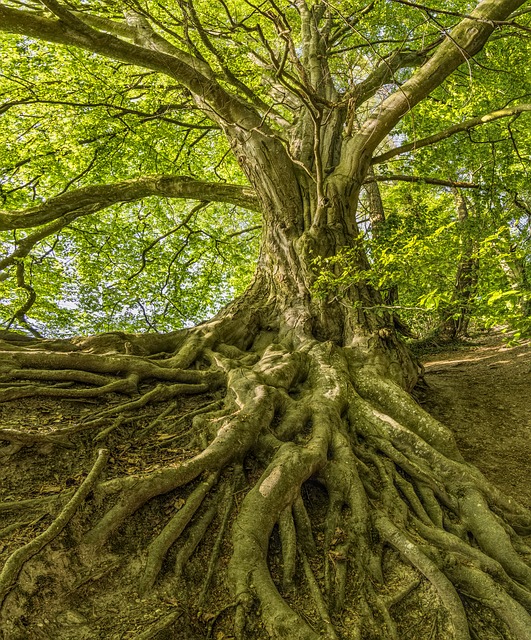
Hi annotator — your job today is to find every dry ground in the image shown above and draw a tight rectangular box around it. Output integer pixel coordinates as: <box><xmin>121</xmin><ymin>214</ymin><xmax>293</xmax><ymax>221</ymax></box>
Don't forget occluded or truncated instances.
<box><xmin>417</xmin><ymin>332</ymin><xmax>531</xmax><ymax>510</ymax></box>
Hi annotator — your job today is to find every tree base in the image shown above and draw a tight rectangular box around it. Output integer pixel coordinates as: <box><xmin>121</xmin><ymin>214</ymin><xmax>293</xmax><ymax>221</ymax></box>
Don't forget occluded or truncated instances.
<box><xmin>0</xmin><ymin>321</ymin><xmax>530</xmax><ymax>640</ymax></box>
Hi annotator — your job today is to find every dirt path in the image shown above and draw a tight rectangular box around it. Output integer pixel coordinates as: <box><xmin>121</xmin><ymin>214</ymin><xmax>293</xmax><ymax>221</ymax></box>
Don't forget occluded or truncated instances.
<box><xmin>417</xmin><ymin>333</ymin><xmax>531</xmax><ymax>509</ymax></box>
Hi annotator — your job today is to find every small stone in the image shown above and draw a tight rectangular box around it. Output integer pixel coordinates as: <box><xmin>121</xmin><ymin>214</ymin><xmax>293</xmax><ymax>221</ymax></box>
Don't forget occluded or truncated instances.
<box><xmin>57</xmin><ymin>610</ymin><xmax>87</xmax><ymax>625</ymax></box>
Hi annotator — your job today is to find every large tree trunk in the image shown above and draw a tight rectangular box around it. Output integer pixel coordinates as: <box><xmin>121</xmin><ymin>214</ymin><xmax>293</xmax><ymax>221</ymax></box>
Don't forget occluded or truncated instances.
<box><xmin>1</xmin><ymin>1</ymin><xmax>530</xmax><ymax>635</ymax></box>
<box><xmin>1</xmin><ymin>161</ymin><xmax>530</xmax><ymax>640</ymax></box>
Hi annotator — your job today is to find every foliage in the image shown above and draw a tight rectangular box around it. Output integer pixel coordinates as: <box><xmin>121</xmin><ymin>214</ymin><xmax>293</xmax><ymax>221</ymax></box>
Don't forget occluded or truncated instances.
<box><xmin>313</xmin><ymin>182</ymin><xmax>531</xmax><ymax>339</ymax></box>
<box><xmin>0</xmin><ymin>199</ymin><xmax>259</xmax><ymax>336</ymax></box>
<box><xmin>0</xmin><ymin>0</ymin><xmax>530</xmax><ymax>338</ymax></box>
<box><xmin>0</xmin><ymin>29</ymin><xmax>258</xmax><ymax>336</ymax></box>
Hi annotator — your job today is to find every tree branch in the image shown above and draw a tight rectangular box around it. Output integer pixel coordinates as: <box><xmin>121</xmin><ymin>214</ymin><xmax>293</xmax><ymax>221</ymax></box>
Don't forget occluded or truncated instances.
<box><xmin>1</xmin><ymin>97</ymin><xmax>219</xmax><ymax>129</ymax></box>
<box><xmin>363</xmin><ymin>175</ymin><xmax>479</xmax><ymax>189</ymax></box>
<box><xmin>350</xmin><ymin>46</ymin><xmax>437</xmax><ymax>107</ymax></box>
<box><xmin>372</xmin><ymin>104</ymin><xmax>531</xmax><ymax>164</ymax></box>
<box><xmin>0</xmin><ymin>217</ymin><xmax>74</xmax><ymax>274</ymax></box>
<box><xmin>174</xmin><ymin>1</ymin><xmax>275</xmax><ymax>114</ymax></box>
<box><xmin>0</xmin><ymin>175</ymin><xmax>260</xmax><ymax>231</ymax></box>
<box><xmin>334</xmin><ymin>0</ymin><xmax>527</xmax><ymax>180</ymax></box>
<box><xmin>390</xmin><ymin>0</ymin><xmax>531</xmax><ymax>33</ymax></box>
<box><xmin>0</xmin><ymin>3</ymin><xmax>263</xmax><ymax>130</ymax></box>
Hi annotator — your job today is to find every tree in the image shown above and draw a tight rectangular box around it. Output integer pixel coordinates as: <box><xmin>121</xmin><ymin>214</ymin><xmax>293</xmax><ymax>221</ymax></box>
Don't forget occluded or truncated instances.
<box><xmin>1</xmin><ymin>1</ymin><xmax>531</xmax><ymax>639</ymax></box>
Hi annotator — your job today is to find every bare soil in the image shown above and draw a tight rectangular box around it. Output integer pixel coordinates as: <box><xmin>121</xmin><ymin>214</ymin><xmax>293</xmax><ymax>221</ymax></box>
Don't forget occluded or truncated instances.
<box><xmin>417</xmin><ymin>331</ymin><xmax>531</xmax><ymax>509</ymax></box>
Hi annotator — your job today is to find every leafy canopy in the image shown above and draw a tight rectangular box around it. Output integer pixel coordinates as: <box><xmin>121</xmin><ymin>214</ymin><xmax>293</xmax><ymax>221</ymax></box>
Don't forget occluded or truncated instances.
<box><xmin>0</xmin><ymin>0</ymin><xmax>530</xmax><ymax>337</ymax></box>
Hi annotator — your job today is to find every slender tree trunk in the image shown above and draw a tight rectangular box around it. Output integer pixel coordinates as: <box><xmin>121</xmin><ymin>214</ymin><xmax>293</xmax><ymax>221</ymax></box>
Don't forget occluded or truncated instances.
<box><xmin>363</xmin><ymin>171</ymin><xmax>416</xmax><ymax>338</ymax></box>
<box><xmin>440</xmin><ymin>191</ymin><xmax>479</xmax><ymax>339</ymax></box>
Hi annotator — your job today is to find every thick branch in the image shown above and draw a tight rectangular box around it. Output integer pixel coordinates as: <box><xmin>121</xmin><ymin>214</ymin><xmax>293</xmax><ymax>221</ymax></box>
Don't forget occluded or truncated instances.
<box><xmin>364</xmin><ymin>175</ymin><xmax>479</xmax><ymax>189</ymax></box>
<box><xmin>351</xmin><ymin>47</ymin><xmax>434</xmax><ymax>107</ymax></box>
<box><xmin>74</xmin><ymin>9</ymin><xmax>215</xmax><ymax>80</ymax></box>
<box><xmin>0</xmin><ymin>217</ymin><xmax>74</xmax><ymax>275</ymax></box>
<box><xmin>373</xmin><ymin>104</ymin><xmax>531</xmax><ymax>164</ymax></box>
<box><xmin>0</xmin><ymin>4</ymin><xmax>263</xmax><ymax>129</ymax></box>
<box><xmin>391</xmin><ymin>0</ymin><xmax>531</xmax><ymax>32</ymax></box>
<box><xmin>0</xmin><ymin>175</ymin><xmax>259</xmax><ymax>231</ymax></box>
<box><xmin>335</xmin><ymin>0</ymin><xmax>527</xmax><ymax>180</ymax></box>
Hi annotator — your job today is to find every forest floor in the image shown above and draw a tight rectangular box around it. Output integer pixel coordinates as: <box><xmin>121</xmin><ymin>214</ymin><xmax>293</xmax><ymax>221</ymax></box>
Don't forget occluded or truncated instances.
<box><xmin>416</xmin><ymin>330</ymin><xmax>531</xmax><ymax>510</ymax></box>
<box><xmin>0</xmin><ymin>329</ymin><xmax>529</xmax><ymax>639</ymax></box>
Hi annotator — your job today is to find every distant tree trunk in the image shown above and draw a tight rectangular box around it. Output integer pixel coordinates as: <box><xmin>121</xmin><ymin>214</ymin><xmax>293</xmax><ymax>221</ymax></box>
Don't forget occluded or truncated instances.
<box><xmin>364</xmin><ymin>170</ymin><xmax>416</xmax><ymax>338</ymax></box>
<box><xmin>440</xmin><ymin>190</ymin><xmax>479</xmax><ymax>339</ymax></box>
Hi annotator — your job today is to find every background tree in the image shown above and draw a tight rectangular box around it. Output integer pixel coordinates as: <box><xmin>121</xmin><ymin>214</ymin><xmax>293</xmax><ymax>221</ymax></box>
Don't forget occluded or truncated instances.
<box><xmin>1</xmin><ymin>1</ymin><xmax>531</xmax><ymax>639</ymax></box>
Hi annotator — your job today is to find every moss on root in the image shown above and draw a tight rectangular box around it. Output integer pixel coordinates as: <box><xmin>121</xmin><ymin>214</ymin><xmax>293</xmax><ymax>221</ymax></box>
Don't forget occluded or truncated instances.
<box><xmin>0</xmin><ymin>320</ymin><xmax>530</xmax><ymax>640</ymax></box>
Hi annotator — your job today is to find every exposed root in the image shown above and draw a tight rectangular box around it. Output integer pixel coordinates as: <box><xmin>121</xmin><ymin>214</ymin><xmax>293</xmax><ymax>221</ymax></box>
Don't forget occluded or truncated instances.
<box><xmin>0</xmin><ymin>374</ymin><xmax>138</xmax><ymax>403</ymax></box>
<box><xmin>152</xmin><ymin>399</ymin><xmax>224</xmax><ymax>440</ymax></box>
<box><xmin>173</xmin><ymin>499</ymin><xmax>219</xmax><ymax>581</ymax></box>
<box><xmin>136</xmin><ymin>400</ymin><xmax>179</xmax><ymax>439</ymax></box>
<box><xmin>197</xmin><ymin>469</ymin><xmax>239</xmax><ymax>609</ymax></box>
<box><xmin>0</xmin><ymin>368</ymin><xmax>115</xmax><ymax>386</ymax></box>
<box><xmin>228</xmin><ymin>419</ymin><xmax>330</xmax><ymax>638</ymax></box>
<box><xmin>459</xmin><ymin>488</ymin><xmax>531</xmax><ymax>588</ymax></box>
<box><xmin>205</xmin><ymin>601</ymin><xmax>239</xmax><ymax>639</ymax></box>
<box><xmin>149</xmin><ymin>400</ymin><xmax>226</xmax><ymax>449</ymax></box>
<box><xmin>0</xmin><ymin>427</ymin><xmax>74</xmax><ymax>454</ymax></box>
<box><xmin>75</xmin><ymin>381</ymin><xmax>209</xmax><ymax>427</ymax></box>
<box><xmin>292</xmin><ymin>494</ymin><xmax>317</xmax><ymax>557</ymax></box>
<box><xmin>0</xmin><ymin>494</ymin><xmax>66</xmax><ymax>515</ymax></box>
<box><xmin>139</xmin><ymin>471</ymin><xmax>218</xmax><ymax>594</ymax></box>
<box><xmin>93</xmin><ymin>415</ymin><xmax>126</xmax><ymax>443</ymax></box>
<box><xmin>279</xmin><ymin>506</ymin><xmax>297</xmax><ymax>591</ymax></box>
<box><xmin>0</xmin><ymin>516</ymin><xmax>46</xmax><ymax>541</ymax></box>
<box><xmin>385</xmin><ymin>578</ymin><xmax>422</xmax><ymax>607</ymax></box>
<box><xmin>300</xmin><ymin>549</ymin><xmax>338</xmax><ymax>639</ymax></box>
<box><xmin>446</xmin><ymin>562</ymin><xmax>531</xmax><ymax>640</ymax></box>
<box><xmin>1</xmin><ymin>325</ymin><xmax>530</xmax><ymax>639</ymax></box>
<box><xmin>0</xmin><ymin>448</ymin><xmax>109</xmax><ymax>606</ymax></box>
<box><xmin>376</xmin><ymin>514</ymin><xmax>471</xmax><ymax>640</ymax></box>
<box><xmin>83</xmin><ymin>373</ymin><xmax>275</xmax><ymax>548</ymax></box>
<box><xmin>134</xmin><ymin>609</ymin><xmax>183</xmax><ymax>640</ymax></box>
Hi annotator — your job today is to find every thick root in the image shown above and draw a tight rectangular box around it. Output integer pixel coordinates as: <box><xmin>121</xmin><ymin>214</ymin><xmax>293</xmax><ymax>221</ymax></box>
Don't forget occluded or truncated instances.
<box><xmin>0</xmin><ymin>326</ymin><xmax>530</xmax><ymax>640</ymax></box>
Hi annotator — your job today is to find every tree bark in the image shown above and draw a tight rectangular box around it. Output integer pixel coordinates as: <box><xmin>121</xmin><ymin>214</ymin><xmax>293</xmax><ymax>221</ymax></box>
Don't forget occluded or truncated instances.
<box><xmin>1</xmin><ymin>1</ymin><xmax>530</xmax><ymax>638</ymax></box>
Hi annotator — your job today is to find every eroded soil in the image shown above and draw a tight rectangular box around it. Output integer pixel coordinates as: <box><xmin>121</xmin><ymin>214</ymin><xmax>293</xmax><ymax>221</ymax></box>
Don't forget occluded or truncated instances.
<box><xmin>417</xmin><ymin>332</ymin><xmax>531</xmax><ymax>509</ymax></box>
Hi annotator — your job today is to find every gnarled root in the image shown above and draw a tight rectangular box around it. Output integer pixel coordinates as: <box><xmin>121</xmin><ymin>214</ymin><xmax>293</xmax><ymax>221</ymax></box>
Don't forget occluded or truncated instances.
<box><xmin>0</xmin><ymin>325</ymin><xmax>530</xmax><ymax>640</ymax></box>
